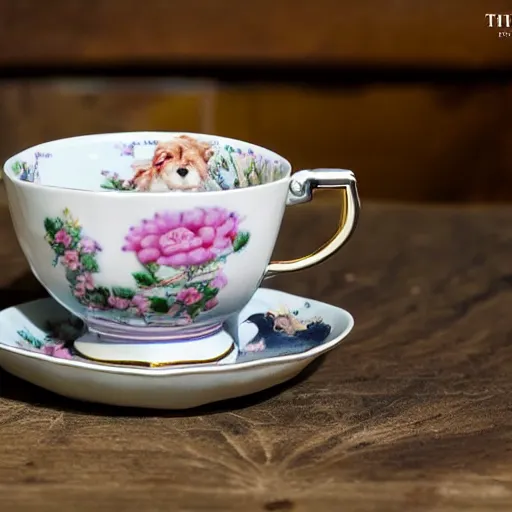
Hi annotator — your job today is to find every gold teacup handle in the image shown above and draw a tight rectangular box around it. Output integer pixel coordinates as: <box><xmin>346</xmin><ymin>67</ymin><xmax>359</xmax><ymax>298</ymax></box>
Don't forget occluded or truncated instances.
<box><xmin>266</xmin><ymin>169</ymin><xmax>360</xmax><ymax>277</ymax></box>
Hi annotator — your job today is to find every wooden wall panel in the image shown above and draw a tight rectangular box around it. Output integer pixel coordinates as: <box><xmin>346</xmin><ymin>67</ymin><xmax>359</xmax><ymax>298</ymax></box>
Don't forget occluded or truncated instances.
<box><xmin>0</xmin><ymin>80</ymin><xmax>511</xmax><ymax>203</ymax></box>
<box><xmin>214</xmin><ymin>84</ymin><xmax>512</xmax><ymax>202</ymax></box>
<box><xmin>0</xmin><ymin>80</ymin><xmax>214</xmax><ymax>158</ymax></box>
<box><xmin>0</xmin><ymin>0</ymin><xmax>511</xmax><ymax>68</ymax></box>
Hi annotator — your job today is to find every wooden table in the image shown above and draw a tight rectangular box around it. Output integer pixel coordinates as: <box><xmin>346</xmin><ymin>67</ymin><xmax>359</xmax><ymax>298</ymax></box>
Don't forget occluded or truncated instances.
<box><xmin>1</xmin><ymin>186</ymin><xmax>512</xmax><ymax>511</ymax></box>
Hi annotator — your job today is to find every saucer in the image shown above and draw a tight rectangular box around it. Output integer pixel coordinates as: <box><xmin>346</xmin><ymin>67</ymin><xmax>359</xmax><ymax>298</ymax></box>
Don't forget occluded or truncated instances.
<box><xmin>0</xmin><ymin>288</ymin><xmax>354</xmax><ymax>409</ymax></box>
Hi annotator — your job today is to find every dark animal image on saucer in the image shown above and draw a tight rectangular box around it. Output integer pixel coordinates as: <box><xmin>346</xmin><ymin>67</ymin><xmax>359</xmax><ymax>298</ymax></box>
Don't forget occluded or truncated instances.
<box><xmin>236</xmin><ymin>308</ymin><xmax>331</xmax><ymax>363</ymax></box>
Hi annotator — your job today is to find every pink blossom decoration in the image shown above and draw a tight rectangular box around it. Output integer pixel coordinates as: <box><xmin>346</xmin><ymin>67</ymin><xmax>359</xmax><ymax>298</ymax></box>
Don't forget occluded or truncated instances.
<box><xmin>74</xmin><ymin>284</ymin><xmax>85</xmax><ymax>298</ymax></box>
<box><xmin>122</xmin><ymin>208</ymin><xmax>241</xmax><ymax>268</ymax></box>
<box><xmin>77</xmin><ymin>273</ymin><xmax>95</xmax><ymax>290</ymax></box>
<box><xmin>131</xmin><ymin>295</ymin><xmax>150</xmax><ymax>314</ymax></box>
<box><xmin>204</xmin><ymin>297</ymin><xmax>219</xmax><ymax>310</ymax></box>
<box><xmin>108</xmin><ymin>296</ymin><xmax>131</xmax><ymax>310</ymax></box>
<box><xmin>211</xmin><ymin>271</ymin><xmax>228</xmax><ymax>290</ymax></box>
<box><xmin>63</xmin><ymin>250</ymin><xmax>80</xmax><ymax>270</ymax></box>
<box><xmin>74</xmin><ymin>273</ymin><xmax>94</xmax><ymax>298</ymax></box>
<box><xmin>176</xmin><ymin>287</ymin><xmax>203</xmax><ymax>305</ymax></box>
<box><xmin>43</xmin><ymin>344</ymin><xmax>72</xmax><ymax>359</ymax></box>
<box><xmin>167</xmin><ymin>303</ymin><xmax>181</xmax><ymax>317</ymax></box>
<box><xmin>79</xmin><ymin>237</ymin><xmax>99</xmax><ymax>254</ymax></box>
<box><xmin>55</xmin><ymin>229</ymin><xmax>72</xmax><ymax>247</ymax></box>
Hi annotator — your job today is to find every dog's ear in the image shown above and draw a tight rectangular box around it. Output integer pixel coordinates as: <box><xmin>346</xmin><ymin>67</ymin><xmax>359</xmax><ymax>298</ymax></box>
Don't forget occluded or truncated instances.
<box><xmin>196</xmin><ymin>141</ymin><xmax>214</xmax><ymax>162</ymax></box>
<box><xmin>177</xmin><ymin>135</ymin><xmax>213</xmax><ymax>162</ymax></box>
<box><xmin>203</xmin><ymin>147</ymin><xmax>214</xmax><ymax>162</ymax></box>
<box><xmin>153</xmin><ymin>142</ymin><xmax>181</xmax><ymax>168</ymax></box>
<box><xmin>177</xmin><ymin>135</ymin><xmax>196</xmax><ymax>144</ymax></box>
<box><xmin>153</xmin><ymin>149</ymin><xmax>169</xmax><ymax>168</ymax></box>
<box><xmin>131</xmin><ymin>165</ymin><xmax>154</xmax><ymax>191</ymax></box>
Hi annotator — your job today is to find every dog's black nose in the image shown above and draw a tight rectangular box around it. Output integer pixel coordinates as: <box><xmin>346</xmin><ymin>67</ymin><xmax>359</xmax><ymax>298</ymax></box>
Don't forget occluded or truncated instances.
<box><xmin>177</xmin><ymin>168</ymin><xmax>189</xmax><ymax>178</ymax></box>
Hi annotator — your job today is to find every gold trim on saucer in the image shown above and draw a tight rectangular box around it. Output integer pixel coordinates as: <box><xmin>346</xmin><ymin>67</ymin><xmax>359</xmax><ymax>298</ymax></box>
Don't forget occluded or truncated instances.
<box><xmin>72</xmin><ymin>341</ymin><xmax>236</xmax><ymax>368</ymax></box>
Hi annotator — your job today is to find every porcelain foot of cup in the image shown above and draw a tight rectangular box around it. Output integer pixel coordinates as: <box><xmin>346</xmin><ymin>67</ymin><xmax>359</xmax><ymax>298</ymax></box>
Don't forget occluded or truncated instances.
<box><xmin>73</xmin><ymin>324</ymin><xmax>237</xmax><ymax>367</ymax></box>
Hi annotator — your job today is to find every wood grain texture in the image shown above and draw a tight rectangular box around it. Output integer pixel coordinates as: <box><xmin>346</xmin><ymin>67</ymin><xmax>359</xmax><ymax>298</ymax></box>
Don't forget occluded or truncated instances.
<box><xmin>1</xmin><ymin>80</ymin><xmax>512</xmax><ymax>202</ymax></box>
<box><xmin>215</xmin><ymin>83</ymin><xmax>512</xmax><ymax>202</ymax></box>
<box><xmin>0</xmin><ymin>80</ymin><xmax>215</xmax><ymax>162</ymax></box>
<box><xmin>0</xmin><ymin>0</ymin><xmax>511</xmax><ymax>67</ymax></box>
<box><xmin>1</xmin><ymin>184</ymin><xmax>512</xmax><ymax>510</ymax></box>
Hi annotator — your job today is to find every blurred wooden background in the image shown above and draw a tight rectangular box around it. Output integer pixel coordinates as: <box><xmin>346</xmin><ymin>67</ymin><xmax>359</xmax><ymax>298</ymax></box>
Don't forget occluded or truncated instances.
<box><xmin>1</xmin><ymin>0</ymin><xmax>511</xmax><ymax>203</ymax></box>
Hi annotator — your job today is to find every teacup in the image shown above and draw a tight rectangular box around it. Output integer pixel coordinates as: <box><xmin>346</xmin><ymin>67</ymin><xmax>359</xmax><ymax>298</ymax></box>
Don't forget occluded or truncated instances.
<box><xmin>3</xmin><ymin>132</ymin><xmax>360</xmax><ymax>365</ymax></box>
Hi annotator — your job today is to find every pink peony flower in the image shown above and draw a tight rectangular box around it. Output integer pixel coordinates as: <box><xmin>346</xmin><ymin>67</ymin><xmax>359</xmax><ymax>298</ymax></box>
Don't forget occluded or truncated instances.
<box><xmin>211</xmin><ymin>271</ymin><xmax>228</xmax><ymax>290</ymax></box>
<box><xmin>176</xmin><ymin>287</ymin><xmax>203</xmax><ymax>305</ymax></box>
<box><xmin>55</xmin><ymin>229</ymin><xmax>72</xmax><ymax>247</ymax></box>
<box><xmin>122</xmin><ymin>208</ymin><xmax>241</xmax><ymax>268</ymax></box>
<box><xmin>204</xmin><ymin>297</ymin><xmax>219</xmax><ymax>310</ymax></box>
<box><xmin>131</xmin><ymin>294</ymin><xmax>150</xmax><ymax>314</ymax></box>
<box><xmin>63</xmin><ymin>250</ymin><xmax>80</xmax><ymax>270</ymax></box>
<box><xmin>43</xmin><ymin>344</ymin><xmax>72</xmax><ymax>359</ymax></box>
<box><xmin>79</xmin><ymin>237</ymin><xmax>99</xmax><ymax>254</ymax></box>
<box><xmin>108</xmin><ymin>296</ymin><xmax>131</xmax><ymax>310</ymax></box>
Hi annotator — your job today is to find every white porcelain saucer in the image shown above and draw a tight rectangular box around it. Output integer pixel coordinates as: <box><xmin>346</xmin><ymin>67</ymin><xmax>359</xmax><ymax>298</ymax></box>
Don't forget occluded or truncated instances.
<box><xmin>0</xmin><ymin>288</ymin><xmax>354</xmax><ymax>409</ymax></box>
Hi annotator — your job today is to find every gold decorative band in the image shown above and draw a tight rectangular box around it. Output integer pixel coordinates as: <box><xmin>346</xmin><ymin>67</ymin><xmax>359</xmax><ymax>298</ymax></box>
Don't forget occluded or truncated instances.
<box><xmin>73</xmin><ymin>341</ymin><xmax>236</xmax><ymax>368</ymax></box>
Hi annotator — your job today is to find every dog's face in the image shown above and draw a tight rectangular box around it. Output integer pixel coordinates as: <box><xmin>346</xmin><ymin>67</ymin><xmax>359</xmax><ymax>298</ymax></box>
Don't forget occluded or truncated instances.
<box><xmin>152</xmin><ymin>136</ymin><xmax>213</xmax><ymax>191</ymax></box>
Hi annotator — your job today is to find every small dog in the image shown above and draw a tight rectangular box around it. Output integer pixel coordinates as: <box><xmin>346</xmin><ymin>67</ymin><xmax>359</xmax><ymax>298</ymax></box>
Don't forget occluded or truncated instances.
<box><xmin>131</xmin><ymin>135</ymin><xmax>214</xmax><ymax>192</ymax></box>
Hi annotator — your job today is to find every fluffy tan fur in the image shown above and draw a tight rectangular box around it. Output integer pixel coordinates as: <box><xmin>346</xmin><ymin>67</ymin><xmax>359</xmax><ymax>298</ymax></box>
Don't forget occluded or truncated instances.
<box><xmin>131</xmin><ymin>135</ymin><xmax>214</xmax><ymax>192</ymax></box>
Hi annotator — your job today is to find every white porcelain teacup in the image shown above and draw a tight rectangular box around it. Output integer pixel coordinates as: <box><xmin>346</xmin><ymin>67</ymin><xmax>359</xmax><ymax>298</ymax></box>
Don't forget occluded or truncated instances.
<box><xmin>3</xmin><ymin>132</ymin><xmax>360</xmax><ymax>365</ymax></box>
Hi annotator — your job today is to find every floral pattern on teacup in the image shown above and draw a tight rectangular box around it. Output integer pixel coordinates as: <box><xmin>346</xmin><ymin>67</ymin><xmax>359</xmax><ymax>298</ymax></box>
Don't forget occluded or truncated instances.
<box><xmin>10</xmin><ymin>152</ymin><xmax>52</xmax><ymax>184</ymax></box>
<box><xmin>43</xmin><ymin>207</ymin><xmax>250</xmax><ymax>327</ymax></box>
